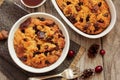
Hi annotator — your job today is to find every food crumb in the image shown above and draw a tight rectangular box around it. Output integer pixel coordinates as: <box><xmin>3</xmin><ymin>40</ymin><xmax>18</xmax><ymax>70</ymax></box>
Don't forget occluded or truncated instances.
<box><xmin>0</xmin><ymin>30</ymin><xmax>8</xmax><ymax>40</ymax></box>
<box><xmin>0</xmin><ymin>0</ymin><xmax>4</xmax><ymax>6</ymax></box>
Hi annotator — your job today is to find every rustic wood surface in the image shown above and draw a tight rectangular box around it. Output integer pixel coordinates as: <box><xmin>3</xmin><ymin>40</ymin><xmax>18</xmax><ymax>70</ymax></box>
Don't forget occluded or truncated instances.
<box><xmin>0</xmin><ymin>0</ymin><xmax>120</xmax><ymax>80</ymax></box>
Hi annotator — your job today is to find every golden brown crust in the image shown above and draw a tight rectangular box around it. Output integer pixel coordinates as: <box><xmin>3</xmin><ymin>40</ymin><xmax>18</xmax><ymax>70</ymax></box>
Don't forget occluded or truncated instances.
<box><xmin>14</xmin><ymin>17</ymin><xmax>65</xmax><ymax>68</ymax></box>
<box><xmin>57</xmin><ymin>0</ymin><xmax>111</xmax><ymax>34</ymax></box>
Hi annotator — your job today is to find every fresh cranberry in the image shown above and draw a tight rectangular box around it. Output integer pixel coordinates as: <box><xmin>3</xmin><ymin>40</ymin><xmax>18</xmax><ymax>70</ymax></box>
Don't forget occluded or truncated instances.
<box><xmin>68</xmin><ymin>50</ymin><xmax>75</xmax><ymax>57</ymax></box>
<box><xmin>95</xmin><ymin>65</ymin><xmax>103</xmax><ymax>73</ymax></box>
<box><xmin>100</xmin><ymin>49</ymin><xmax>105</xmax><ymax>56</ymax></box>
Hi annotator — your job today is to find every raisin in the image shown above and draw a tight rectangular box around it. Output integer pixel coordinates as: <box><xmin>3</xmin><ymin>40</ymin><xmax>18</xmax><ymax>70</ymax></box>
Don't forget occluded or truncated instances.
<box><xmin>33</xmin><ymin>25</ymin><xmax>37</xmax><ymax>30</ymax></box>
<box><xmin>91</xmin><ymin>4</ymin><xmax>99</xmax><ymax>13</ymax></box>
<box><xmin>86</xmin><ymin>15</ymin><xmax>90</xmax><ymax>22</ymax></box>
<box><xmin>83</xmin><ymin>23</ymin><xmax>90</xmax><ymax>30</ymax></box>
<box><xmin>103</xmin><ymin>13</ymin><xmax>109</xmax><ymax>17</ymax></box>
<box><xmin>46</xmin><ymin>22</ymin><xmax>55</xmax><ymax>27</ymax></box>
<box><xmin>37</xmin><ymin>31</ymin><xmax>45</xmax><ymax>39</ymax></box>
<box><xmin>44</xmin><ymin>51</ymin><xmax>48</xmax><ymax>56</ymax></box>
<box><xmin>33</xmin><ymin>51</ymin><xmax>40</xmax><ymax>57</ymax></box>
<box><xmin>45</xmin><ymin>60</ymin><xmax>50</xmax><ymax>65</ymax></box>
<box><xmin>78</xmin><ymin>2</ymin><xmax>83</xmax><ymax>6</ymax></box>
<box><xmin>19</xmin><ymin>56</ymin><xmax>27</xmax><ymax>62</ymax></box>
<box><xmin>44</xmin><ymin>45</ymin><xmax>49</xmax><ymax>49</ymax></box>
<box><xmin>88</xmin><ymin>44</ymin><xmax>99</xmax><ymax>58</ymax></box>
<box><xmin>33</xmin><ymin>25</ymin><xmax>39</xmax><ymax>34</ymax></box>
<box><xmin>94</xmin><ymin>23</ymin><xmax>100</xmax><ymax>31</ymax></box>
<box><xmin>46</xmin><ymin>36</ymin><xmax>53</xmax><ymax>41</ymax></box>
<box><xmin>23</xmin><ymin>38</ymin><xmax>27</xmax><ymax>41</ymax></box>
<box><xmin>83</xmin><ymin>25</ymin><xmax>88</xmax><ymax>30</ymax></box>
<box><xmin>37</xmin><ymin>44</ymin><xmax>41</xmax><ymax>50</ymax></box>
<box><xmin>66</xmin><ymin>1</ymin><xmax>71</xmax><ymax>5</ymax></box>
<box><xmin>80</xmin><ymin>18</ymin><xmax>83</xmax><ymax>22</ymax></box>
<box><xmin>37</xmin><ymin>17</ymin><xmax>45</xmax><ymax>21</ymax></box>
<box><xmin>98</xmin><ymin>19</ymin><xmax>104</xmax><ymax>23</ymax></box>
<box><xmin>98</xmin><ymin>2</ymin><xmax>102</xmax><ymax>7</ymax></box>
<box><xmin>67</xmin><ymin>15</ymin><xmax>77</xmax><ymax>24</ymax></box>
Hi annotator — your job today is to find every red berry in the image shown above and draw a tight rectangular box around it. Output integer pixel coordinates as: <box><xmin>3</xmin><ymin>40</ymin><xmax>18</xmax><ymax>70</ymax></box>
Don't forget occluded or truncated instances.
<box><xmin>100</xmin><ymin>49</ymin><xmax>105</xmax><ymax>56</ymax></box>
<box><xmin>68</xmin><ymin>50</ymin><xmax>75</xmax><ymax>57</ymax></box>
<box><xmin>95</xmin><ymin>65</ymin><xmax>103</xmax><ymax>73</ymax></box>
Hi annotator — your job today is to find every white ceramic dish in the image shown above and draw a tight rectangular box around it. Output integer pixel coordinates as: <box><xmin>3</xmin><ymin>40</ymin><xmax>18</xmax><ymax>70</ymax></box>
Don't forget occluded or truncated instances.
<box><xmin>21</xmin><ymin>0</ymin><xmax>46</xmax><ymax>8</ymax></box>
<box><xmin>8</xmin><ymin>12</ymin><xmax>70</xmax><ymax>73</ymax></box>
<box><xmin>51</xmin><ymin>0</ymin><xmax>116</xmax><ymax>39</ymax></box>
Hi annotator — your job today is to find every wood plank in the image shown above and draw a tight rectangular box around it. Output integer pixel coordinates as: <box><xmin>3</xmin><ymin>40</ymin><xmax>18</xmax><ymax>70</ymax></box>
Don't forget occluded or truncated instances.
<box><xmin>48</xmin><ymin>0</ymin><xmax>104</xmax><ymax>80</ymax></box>
<box><xmin>14</xmin><ymin>0</ymin><xmax>104</xmax><ymax>80</ymax></box>
<box><xmin>1</xmin><ymin>0</ymin><xmax>117</xmax><ymax>80</ymax></box>
<box><xmin>103</xmin><ymin>0</ymin><xmax>120</xmax><ymax>80</ymax></box>
<box><xmin>0</xmin><ymin>70</ymin><xmax>8</xmax><ymax>80</ymax></box>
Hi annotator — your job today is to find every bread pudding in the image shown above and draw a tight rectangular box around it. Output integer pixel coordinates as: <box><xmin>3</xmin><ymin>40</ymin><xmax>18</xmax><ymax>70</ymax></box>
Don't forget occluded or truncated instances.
<box><xmin>56</xmin><ymin>0</ymin><xmax>111</xmax><ymax>34</ymax></box>
<box><xmin>14</xmin><ymin>17</ymin><xmax>65</xmax><ymax>68</ymax></box>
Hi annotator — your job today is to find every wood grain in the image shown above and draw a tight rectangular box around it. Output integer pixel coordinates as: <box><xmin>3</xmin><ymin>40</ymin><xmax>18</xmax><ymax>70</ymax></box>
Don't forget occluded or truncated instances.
<box><xmin>103</xmin><ymin>0</ymin><xmax>120</xmax><ymax>80</ymax></box>
<box><xmin>0</xmin><ymin>0</ymin><xmax>120</xmax><ymax>80</ymax></box>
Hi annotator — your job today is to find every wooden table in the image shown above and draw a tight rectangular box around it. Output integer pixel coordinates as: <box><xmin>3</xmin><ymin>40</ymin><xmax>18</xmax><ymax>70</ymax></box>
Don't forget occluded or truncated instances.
<box><xmin>0</xmin><ymin>0</ymin><xmax>120</xmax><ymax>80</ymax></box>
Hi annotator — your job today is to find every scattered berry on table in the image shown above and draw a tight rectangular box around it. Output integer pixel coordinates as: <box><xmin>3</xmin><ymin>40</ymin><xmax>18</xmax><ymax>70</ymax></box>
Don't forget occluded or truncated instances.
<box><xmin>100</xmin><ymin>49</ymin><xmax>106</xmax><ymax>56</ymax></box>
<box><xmin>68</xmin><ymin>50</ymin><xmax>75</xmax><ymax>58</ymax></box>
<box><xmin>95</xmin><ymin>65</ymin><xmax>103</xmax><ymax>73</ymax></box>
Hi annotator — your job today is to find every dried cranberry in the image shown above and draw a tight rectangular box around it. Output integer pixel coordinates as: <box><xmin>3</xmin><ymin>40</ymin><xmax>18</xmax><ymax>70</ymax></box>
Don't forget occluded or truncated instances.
<box><xmin>20</xmin><ymin>18</ymin><xmax>31</xmax><ymax>31</ymax></box>
<box><xmin>95</xmin><ymin>65</ymin><xmax>103</xmax><ymax>73</ymax></box>
<box><xmin>88</xmin><ymin>44</ymin><xmax>100</xmax><ymax>58</ymax></box>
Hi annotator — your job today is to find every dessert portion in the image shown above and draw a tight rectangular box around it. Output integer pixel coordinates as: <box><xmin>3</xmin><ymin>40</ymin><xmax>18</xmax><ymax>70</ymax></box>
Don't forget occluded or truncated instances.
<box><xmin>14</xmin><ymin>17</ymin><xmax>65</xmax><ymax>68</ymax></box>
<box><xmin>56</xmin><ymin>0</ymin><xmax>111</xmax><ymax>34</ymax></box>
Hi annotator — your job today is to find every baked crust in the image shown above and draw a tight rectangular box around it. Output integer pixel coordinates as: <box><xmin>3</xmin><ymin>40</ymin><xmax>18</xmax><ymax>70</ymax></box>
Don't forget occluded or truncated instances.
<box><xmin>56</xmin><ymin>0</ymin><xmax>111</xmax><ymax>34</ymax></box>
<box><xmin>14</xmin><ymin>17</ymin><xmax>65</xmax><ymax>68</ymax></box>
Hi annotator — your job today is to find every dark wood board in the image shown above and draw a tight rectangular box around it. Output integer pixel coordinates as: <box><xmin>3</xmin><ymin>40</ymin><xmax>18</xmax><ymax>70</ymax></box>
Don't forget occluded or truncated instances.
<box><xmin>0</xmin><ymin>1</ymin><xmax>83</xmax><ymax>80</ymax></box>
